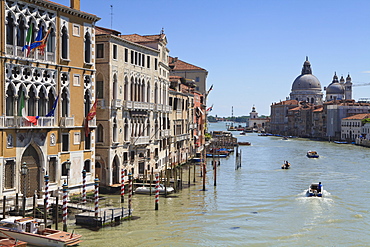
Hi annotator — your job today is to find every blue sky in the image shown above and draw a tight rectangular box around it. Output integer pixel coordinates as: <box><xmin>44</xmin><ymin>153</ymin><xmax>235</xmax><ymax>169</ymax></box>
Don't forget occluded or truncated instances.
<box><xmin>58</xmin><ymin>0</ymin><xmax>370</xmax><ymax>117</ymax></box>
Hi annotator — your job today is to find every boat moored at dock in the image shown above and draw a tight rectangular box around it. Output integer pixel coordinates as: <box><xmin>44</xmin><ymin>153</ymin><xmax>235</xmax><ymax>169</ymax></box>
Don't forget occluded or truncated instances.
<box><xmin>134</xmin><ymin>184</ymin><xmax>175</xmax><ymax>195</ymax></box>
<box><xmin>0</xmin><ymin>217</ymin><xmax>82</xmax><ymax>247</ymax></box>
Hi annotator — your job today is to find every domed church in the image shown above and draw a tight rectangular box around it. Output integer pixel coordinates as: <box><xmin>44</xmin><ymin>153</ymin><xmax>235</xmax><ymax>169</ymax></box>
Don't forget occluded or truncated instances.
<box><xmin>325</xmin><ymin>72</ymin><xmax>352</xmax><ymax>101</ymax></box>
<box><xmin>290</xmin><ymin>57</ymin><xmax>323</xmax><ymax>105</ymax></box>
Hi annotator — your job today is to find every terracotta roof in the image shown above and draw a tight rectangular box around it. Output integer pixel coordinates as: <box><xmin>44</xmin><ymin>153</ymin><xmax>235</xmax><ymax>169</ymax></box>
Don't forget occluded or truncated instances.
<box><xmin>119</xmin><ymin>34</ymin><xmax>155</xmax><ymax>43</ymax></box>
<box><xmin>290</xmin><ymin>107</ymin><xmax>301</xmax><ymax>111</ymax></box>
<box><xmin>343</xmin><ymin>113</ymin><xmax>370</xmax><ymax>120</ymax></box>
<box><xmin>96</xmin><ymin>26</ymin><xmax>121</xmax><ymax>36</ymax></box>
<box><xmin>273</xmin><ymin>100</ymin><xmax>298</xmax><ymax>106</ymax></box>
<box><xmin>169</xmin><ymin>56</ymin><xmax>207</xmax><ymax>71</ymax></box>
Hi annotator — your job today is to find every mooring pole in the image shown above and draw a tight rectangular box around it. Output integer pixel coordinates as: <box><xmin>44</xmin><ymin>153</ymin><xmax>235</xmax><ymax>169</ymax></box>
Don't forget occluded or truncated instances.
<box><xmin>155</xmin><ymin>173</ymin><xmax>159</xmax><ymax>211</ymax></box>
<box><xmin>2</xmin><ymin>196</ymin><xmax>6</xmax><ymax>219</ymax></box>
<box><xmin>120</xmin><ymin>169</ymin><xmax>125</xmax><ymax>203</ymax></box>
<box><xmin>128</xmin><ymin>173</ymin><xmax>132</xmax><ymax>217</ymax></box>
<box><xmin>55</xmin><ymin>195</ymin><xmax>59</xmax><ymax>230</ymax></box>
<box><xmin>214</xmin><ymin>157</ymin><xmax>217</xmax><ymax>186</ymax></box>
<box><xmin>82</xmin><ymin>170</ymin><xmax>87</xmax><ymax>204</ymax></box>
<box><xmin>202</xmin><ymin>163</ymin><xmax>206</xmax><ymax>191</ymax></box>
<box><xmin>94</xmin><ymin>177</ymin><xmax>100</xmax><ymax>218</ymax></box>
<box><xmin>62</xmin><ymin>181</ymin><xmax>68</xmax><ymax>232</ymax></box>
<box><xmin>44</xmin><ymin>174</ymin><xmax>49</xmax><ymax>214</ymax></box>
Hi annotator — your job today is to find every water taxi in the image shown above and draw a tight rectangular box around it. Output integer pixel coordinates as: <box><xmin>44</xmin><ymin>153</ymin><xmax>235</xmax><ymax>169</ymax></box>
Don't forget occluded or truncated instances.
<box><xmin>0</xmin><ymin>217</ymin><xmax>82</xmax><ymax>247</ymax></box>
<box><xmin>306</xmin><ymin>183</ymin><xmax>323</xmax><ymax>197</ymax></box>
<box><xmin>307</xmin><ymin>151</ymin><xmax>319</xmax><ymax>158</ymax></box>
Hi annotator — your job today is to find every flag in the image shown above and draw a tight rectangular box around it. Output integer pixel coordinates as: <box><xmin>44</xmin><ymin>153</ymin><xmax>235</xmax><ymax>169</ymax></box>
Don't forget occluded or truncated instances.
<box><xmin>22</xmin><ymin>26</ymin><xmax>50</xmax><ymax>57</ymax></box>
<box><xmin>46</xmin><ymin>96</ymin><xmax>59</xmax><ymax>117</ymax></box>
<box><xmin>206</xmin><ymin>84</ymin><xmax>213</xmax><ymax>96</ymax></box>
<box><xmin>206</xmin><ymin>104</ymin><xmax>214</xmax><ymax>112</ymax></box>
<box><xmin>18</xmin><ymin>92</ymin><xmax>39</xmax><ymax>124</ymax></box>
<box><xmin>38</xmin><ymin>28</ymin><xmax>51</xmax><ymax>55</ymax></box>
<box><xmin>22</xmin><ymin>23</ymin><xmax>33</xmax><ymax>54</ymax></box>
<box><xmin>85</xmin><ymin>101</ymin><xmax>97</xmax><ymax>137</ymax></box>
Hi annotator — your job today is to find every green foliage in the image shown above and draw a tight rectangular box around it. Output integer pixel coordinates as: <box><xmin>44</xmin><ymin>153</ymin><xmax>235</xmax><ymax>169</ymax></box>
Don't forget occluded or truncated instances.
<box><xmin>362</xmin><ymin>118</ymin><xmax>370</xmax><ymax>125</ymax></box>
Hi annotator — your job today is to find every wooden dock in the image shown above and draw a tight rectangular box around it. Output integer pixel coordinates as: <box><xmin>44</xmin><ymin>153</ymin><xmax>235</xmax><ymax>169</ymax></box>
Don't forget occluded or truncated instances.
<box><xmin>75</xmin><ymin>207</ymin><xmax>132</xmax><ymax>227</ymax></box>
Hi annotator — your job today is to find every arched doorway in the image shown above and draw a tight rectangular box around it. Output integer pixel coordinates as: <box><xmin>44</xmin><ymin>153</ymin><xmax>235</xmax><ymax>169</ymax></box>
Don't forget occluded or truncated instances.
<box><xmin>21</xmin><ymin>145</ymin><xmax>41</xmax><ymax>197</ymax></box>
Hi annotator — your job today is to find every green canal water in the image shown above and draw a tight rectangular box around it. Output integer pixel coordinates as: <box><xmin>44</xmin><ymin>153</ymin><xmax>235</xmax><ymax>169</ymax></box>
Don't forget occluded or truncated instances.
<box><xmin>69</xmin><ymin>122</ymin><xmax>370</xmax><ymax>246</ymax></box>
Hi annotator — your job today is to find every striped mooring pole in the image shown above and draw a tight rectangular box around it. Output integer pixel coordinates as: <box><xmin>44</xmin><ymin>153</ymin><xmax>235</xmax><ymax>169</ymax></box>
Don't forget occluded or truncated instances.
<box><xmin>121</xmin><ymin>169</ymin><xmax>125</xmax><ymax>203</ymax></box>
<box><xmin>44</xmin><ymin>174</ymin><xmax>49</xmax><ymax>213</ymax></box>
<box><xmin>94</xmin><ymin>177</ymin><xmax>100</xmax><ymax>218</ymax></box>
<box><xmin>155</xmin><ymin>173</ymin><xmax>159</xmax><ymax>210</ymax></box>
<box><xmin>62</xmin><ymin>181</ymin><xmax>68</xmax><ymax>232</ymax></box>
<box><xmin>128</xmin><ymin>173</ymin><xmax>132</xmax><ymax>216</ymax></box>
<box><xmin>82</xmin><ymin>170</ymin><xmax>87</xmax><ymax>204</ymax></box>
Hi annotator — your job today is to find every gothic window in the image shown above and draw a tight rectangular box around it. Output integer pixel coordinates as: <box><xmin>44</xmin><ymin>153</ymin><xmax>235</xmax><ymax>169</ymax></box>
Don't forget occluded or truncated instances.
<box><xmin>4</xmin><ymin>160</ymin><xmax>15</xmax><ymax>189</ymax></box>
<box><xmin>61</xmin><ymin>161</ymin><xmax>68</xmax><ymax>176</ymax></box>
<box><xmin>124</xmin><ymin>120</ymin><xmax>129</xmax><ymax>141</ymax></box>
<box><xmin>6</xmin><ymin>86</ymin><xmax>15</xmax><ymax>116</ymax></box>
<box><xmin>61</xmin><ymin>26</ymin><xmax>68</xmax><ymax>59</ymax></box>
<box><xmin>113</xmin><ymin>74</ymin><xmax>118</xmax><ymax>99</ymax></box>
<box><xmin>124</xmin><ymin>77</ymin><xmax>128</xmax><ymax>101</ymax></box>
<box><xmin>130</xmin><ymin>77</ymin><xmax>135</xmax><ymax>101</ymax></box>
<box><xmin>27</xmin><ymin>89</ymin><xmax>36</xmax><ymax>116</ymax></box>
<box><xmin>84</xmin><ymin>91</ymin><xmax>91</xmax><ymax>117</ymax></box>
<box><xmin>97</xmin><ymin>124</ymin><xmax>103</xmax><ymax>142</ymax></box>
<box><xmin>47</xmin><ymin>27</ymin><xmax>55</xmax><ymax>53</ymax></box>
<box><xmin>61</xmin><ymin>88</ymin><xmax>69</xmax><ymax>117</ymax></box>
<box><xmin>6</xmin><ymin>13</ymin><xmax>14</xmax><ymax>45</ymax></box>
<box><xmin>38</xmin><ymin>89</ymin><xmax>47</xmax><ymax>116</ymax></box>
<box><xmin>84</xmin><ymin>31</ymin><xmax>91</xmax><ymax>63</ymax></box>
<box><xmin>147</xmin><ymin>83</ymin><xmax>150</xmax><ymax>102</ymax></box>
<box><xmin>48</xmin><ymin>92</ymin><xmax>56</xmax><ymax>116</ymax></box>
<box><xmin>154</xmin><ymin>84</ymin><xmax>158</xmax><ymax>103</ymax></box>
<box><xmin>16</xmin><ymin>17</ymin><xmax>26</xmax><ymax>47</ymax></box>
<box><xmin>113</xmin><ymin>118</ymin><xmax>118</xmax><ymax>143</ymax></box>
<box><xmin>96</xmin><ymin>77</ymin><xmax>104</xmax><ymax>99</ymax></box>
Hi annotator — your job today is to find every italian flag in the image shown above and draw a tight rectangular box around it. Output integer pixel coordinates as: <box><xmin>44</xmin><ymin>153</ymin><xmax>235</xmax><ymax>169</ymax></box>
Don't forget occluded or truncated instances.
<box><xmin>19</xmin><ymin>92</ymin><xmax>39</xmax><ymax>124</ymax></box>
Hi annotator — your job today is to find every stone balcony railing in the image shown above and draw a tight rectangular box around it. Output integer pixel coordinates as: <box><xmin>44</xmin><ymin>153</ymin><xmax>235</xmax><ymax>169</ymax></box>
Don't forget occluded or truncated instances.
<box><xmin>6</xmin><ymin>45</ymin><xmax>55</xmax><ymax>63</ymax></box>
<box><xmin>0</xmin><ymin>116</ymin><xmax>55</xmax><ymax>128</ymax></box>
<box><xmin>131</xmin><ymin>136</ymin><xmax>150</xmax><ymax>145</ymax></box>
<box><xmin>60</xmin><ymin>117</ymin><xmax>74</xmax><ymax>128</ymax></box>
<box><xmin>111</xmin><ymin>99</ymin><xmax>122</xmax><ymax>109</ymax></box>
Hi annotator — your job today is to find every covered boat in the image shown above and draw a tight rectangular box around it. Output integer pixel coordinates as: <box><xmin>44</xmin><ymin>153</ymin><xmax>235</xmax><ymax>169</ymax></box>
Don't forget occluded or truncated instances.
<box><xmin>306</xmin><ymin>183</ymin><xmax>323</xmax><ymax>197</ymax></box>
<box><xmin>134</xmin><ymin>184</ymin><xmax>175</xmax><ymax>195</ymax></box>
<box><xmin>307</xmin><ymin>151</ymin><xmax>319</xmax><ymax>158</ymax></box>
<box><xmin>0</xmin><ymin>217</ymin><xmax>82</xmax><ymax>247</ymax></box>
<box><xmin>237</xmin><ymin>142</ymin><xmax>251</xmax><ymax>146</ymax></box>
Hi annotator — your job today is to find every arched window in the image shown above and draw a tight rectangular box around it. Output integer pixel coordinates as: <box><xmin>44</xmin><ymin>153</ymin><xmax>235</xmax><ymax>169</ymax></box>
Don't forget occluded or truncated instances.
<box><xmin>61</xmin><ymin>88</ymin><xmax>69</xmax><ymax>117</ymax></box>
<box><xmin>154</xmin><ymin>84</ymin><xmax>158</xmax><ymax>103</ymax></box>
<box><xmin>61</xmin><ymin>26</ymin><xmax>68</xmax><ymax>59</ymax></box>
<box><xmin>84</xmin><ymin>32</ymin><xmax>91</xmax><ymax>63</ymax></box>
<box><xmin>84</xmin><ymin>91</ymin><xmax>91</xmax><ymax>117</ymax></box>
<box><xmin>47</xmin><ymin>26</ymin><xmax>55</xmax><ymax>53</ymax></box>
<box><xmin>6</xmin><ymin>86</ymin><xmax>15</xmax><ymax>116</ymax></box>
<box><xmin>124</xmin><ymin>77</ymin><xmax>128</xmax><ymax>101</ymax></box>
<box><xmin>6</xmin><ymin>13</ymin><xmax>14</xmax><ymax>45</ymax></box>
<box><xmin>113</xmin><ymin>74</ymin><xmax>118</xmax><ymax>99</ymax></box>
<box><xmin>147</xmin><ymin>83</ymin><xmax>150</xmax><ymax>102</ymax></box>
<box><xmin>28</xmin><ymin>88</ymin><xmax>36</xmax><ymax>116</ymax></box>
<box><xmin>47</xmin><ymin>91</ymin><xmax>56</xmax><ymax>116</ymax></box>
<box><xmin>97</xmin><ymin>124</ymin><xmax>103</xmax><ymax>142</ymax></box>
<box><xmin>38</xmin><ymin>89</ymin><xmax>47</xmax><ymax>116</ymax></box>
<box><xmin>124</xmin><ymin>119</ymin><xmax>129</xmax><ymax>141</ymax></box>
<box><xmin>16</xmin><ymin>17</ymin><xmax>26</xmax><ymax>47</ymax></box>
<box><xmin>113</xmin><ymin>118</ymin><xmax>118</xmax><ymax>143</ymax></box>
<box><xmin>84</xmin><ymin>160</ymin><xmax>91</xmax><ymax>173</ymax></box>
<box><xmin>130</xmin><ymin>77</ymin><xmax>135</xmax><ymax>101</ymax></box>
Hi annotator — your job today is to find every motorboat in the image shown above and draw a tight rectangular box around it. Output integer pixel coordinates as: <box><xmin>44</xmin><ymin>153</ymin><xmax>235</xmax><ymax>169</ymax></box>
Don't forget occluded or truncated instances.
<box><xmin>306</xmin><ymin>183</ymin><xmax>323</xmax><ymax>197</ymax></box>
<box><xmin>281</xmin><ymin>162</ymin><xmax>291</xmax><ymax>169</ymax></box>
<box><xmin>0</xmin><ymin>217</ymin><xmax>82</xmax><ymax>247</ymax></box>
<box><xmin>206</xmin><ymin>153</ymin><xmax>228</xmax><ymax>158</ymax></box>
<box><xmin>307</xmin><ymin>151</ymin><xmax>319</xmax><ymax>158</ymax></box>
<box><xmin>0</xmin><ymin>231</ymin><xmax>27</xmax><ymax>246</ymax></box>
<box><xmin>282</xmin><ymin>136</ymin><xmax>288</xmax><ymax>140</ymax></box>
<box><xmin>237</xmin><ymin>142</ymin><xmax>251</xmax><ymax>146</ymax></box>
<box><xmin>134</xmin><ymin>184</ymin><xmax>175</xmax><ymax>195</ymax></box>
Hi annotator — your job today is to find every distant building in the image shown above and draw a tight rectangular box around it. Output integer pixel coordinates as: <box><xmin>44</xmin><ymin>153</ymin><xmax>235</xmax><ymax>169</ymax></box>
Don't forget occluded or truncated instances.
<box><xmin>270</xmin><ymin>100</ymin><xmax>298</xmax><ymax>135</ymax></box>
<box><xmin>325</xmin><ymin>73</ymin><xmax>352</xmax><ymax>101</ymax></box>
<box><xmin>248</xmin><ymin>106</ymin><xmax>269</xmax><ymax>132</ymax></box>
<box><xmin>341</xmin><ymin>113</ymin><xmax>370</xmax><ymax>141</ymax></box>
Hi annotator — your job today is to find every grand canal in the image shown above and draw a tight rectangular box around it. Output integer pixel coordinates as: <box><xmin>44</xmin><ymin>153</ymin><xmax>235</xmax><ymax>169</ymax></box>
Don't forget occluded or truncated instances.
<box><xmin>71</xmin><ymin>121</ymin><xmax>370</xmax><ymax>246</ymax></box>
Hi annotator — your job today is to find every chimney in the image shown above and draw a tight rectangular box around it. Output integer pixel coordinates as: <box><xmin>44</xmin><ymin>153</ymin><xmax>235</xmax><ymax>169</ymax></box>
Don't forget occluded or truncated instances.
<box><xmin>70</xmin><ymin>0</ymin><xmax>80</xmax><ymax>11</ymax></box>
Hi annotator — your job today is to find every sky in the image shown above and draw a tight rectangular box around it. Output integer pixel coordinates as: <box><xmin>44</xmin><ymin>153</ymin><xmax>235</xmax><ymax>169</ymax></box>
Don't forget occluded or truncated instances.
<box><xmin>57</xmin><ymin>0</ymin><xmax>370</xmax><ymax>117</ymax></box>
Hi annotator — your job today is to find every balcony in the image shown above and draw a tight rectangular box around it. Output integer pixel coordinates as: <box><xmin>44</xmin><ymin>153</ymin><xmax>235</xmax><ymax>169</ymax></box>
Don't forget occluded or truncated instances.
<box><xmin>6</xmin><ymin>45</ymin><xmax>55</xmax><ymax>63</ymax></box>
<box><xmin>88</xmin><ymin>118</ymin><xmax>96</xmax><ymax>127</ymax></box>
<box><xmin>0</xmin><ymin>116</ymin><xmax>16</xmax><ymax>128</ymax></box>
<box><xmin>0</xmin><ymin>116</ymin><xmax>55</xmax><ymax>128</ymax></box>
<box><xmin>60</xmin><ymin>117</ymin><xmax>74</xmax><ymax>127</ymax></box>
<box><xmin>175</xmin><ymin>134</ymin><xmax>189</xmax><ymax>142</ymax></box>
<box><xmin>111</xmin><ymin>99</ymin><xmax>122</xmax><ymax>109</ymax></box>
<box><xmin>130</xmin><ymin>136</ymin><xmax>150</xmax><ymax>145</ymax></box>
<box><xmin>133</xmin><ymin>102</ymin><xmax>150</xmax><ymax>110</ymax></box>
<box><xmin>161</xmin><ymin>129</ymin><xmax>170</xmax><ymax>137</ymax></box>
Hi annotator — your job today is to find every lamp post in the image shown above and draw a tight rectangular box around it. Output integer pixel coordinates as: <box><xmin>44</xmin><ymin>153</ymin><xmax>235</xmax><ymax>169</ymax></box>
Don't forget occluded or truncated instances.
<box><xmin>65</xmin><ymin>159</ymin><xmax>71</xmax><ymax>185</ymax></box>
<box><xmin>21</xmin><ymin>162</ymin><xmax>28</xmax><ymax>217</ymax></box>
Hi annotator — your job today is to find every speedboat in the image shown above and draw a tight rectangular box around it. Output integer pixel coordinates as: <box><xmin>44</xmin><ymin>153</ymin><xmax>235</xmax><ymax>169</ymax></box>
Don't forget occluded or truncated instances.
<box><xmin>306</xmin><ymin>183</ymin><xmax>323</xmax><ymax>197</ymax></box>
<box><xmin>238</xmin><ymin>142</ymin><xmax>251</xmax><ymax>146</ymax></box>
<box><xmin>0</xmin><ymin>217</ymin><xmax>82</xmax><ymax>247</ymax></box>
<box><xmin>134</xmin><ymin>184</ymin><xmax>175</xmax><ymax>195</ymax></box>
<box><xmin>307</xmin><ymin>151</ymin><xmax>319</xmax><ymax>158</ymax></box>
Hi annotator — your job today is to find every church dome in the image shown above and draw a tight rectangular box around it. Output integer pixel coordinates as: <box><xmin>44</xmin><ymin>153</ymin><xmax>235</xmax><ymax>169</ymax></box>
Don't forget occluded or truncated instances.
<box><xmin>292</xmin><ymin>74</ymin><xmax>322</xmax><ymax>91</ymax></box>
<box><xmin>291</xmin><ymin>57</ymin><xmax>322</xmax><ymax>91</ymax></box>
<box><xmin>326</xmin><ymin>83</ymin><xmax>344</xmax><ymax>94</ymax></box>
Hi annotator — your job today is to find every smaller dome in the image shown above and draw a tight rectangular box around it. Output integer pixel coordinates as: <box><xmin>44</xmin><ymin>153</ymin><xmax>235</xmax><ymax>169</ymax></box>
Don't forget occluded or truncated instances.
<box><xmin>326</xmin><ymin>83</ymin><xmax>344</xmax><ymax>94</ymax></box>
